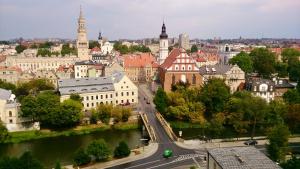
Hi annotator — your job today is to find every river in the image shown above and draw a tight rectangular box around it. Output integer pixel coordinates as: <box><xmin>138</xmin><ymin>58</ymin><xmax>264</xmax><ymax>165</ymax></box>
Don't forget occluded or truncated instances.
<box><xmin>0</xmin><ymin>129</ymin><xmax>143</xmax><ymax>168</ymax></box>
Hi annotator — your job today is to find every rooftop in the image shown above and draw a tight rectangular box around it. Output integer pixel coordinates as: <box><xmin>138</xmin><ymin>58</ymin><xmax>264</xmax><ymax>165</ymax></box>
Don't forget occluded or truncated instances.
<box><xmin>199</xmin><ymin>64</ymin><xmax>233</xmax><ymax>75</ymax></box>
<box><xmin>208</xmin><ymin>147</ymin><xmax>281</xmax><ymax>169</ymax></box>
<box><xmin>123</xmin><ymin>53</ymin><xmax>159</xmax><ymax>68</ymax></box>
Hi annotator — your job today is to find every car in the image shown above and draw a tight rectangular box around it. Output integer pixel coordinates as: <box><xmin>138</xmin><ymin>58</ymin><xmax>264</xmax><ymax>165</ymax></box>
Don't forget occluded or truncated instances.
<box><xmin>244</xmin><ymin>139</ymin><xmax>258</xmax><ymax>145</ymax></box>
<box><xmin>163</xmin><ymin>149</ymin><xmax>173</xmax><ymax>158</ymax></box>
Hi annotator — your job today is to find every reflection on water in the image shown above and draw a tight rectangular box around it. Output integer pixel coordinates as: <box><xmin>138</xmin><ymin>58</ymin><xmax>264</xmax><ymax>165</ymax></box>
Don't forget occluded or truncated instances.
<box><xmin>0</xmin><ymin>129</ymin><xmax>142</xmax><ymax>168</ymax></box>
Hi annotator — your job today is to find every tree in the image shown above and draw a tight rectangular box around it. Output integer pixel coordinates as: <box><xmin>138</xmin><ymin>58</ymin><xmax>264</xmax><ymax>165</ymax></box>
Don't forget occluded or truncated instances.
<box><xmin>281</xmin><ymin>156</ymin><xmax>300</xmax><ymax>169</ymax></box>
<box><xmin>283</xmin><ymin>89</ymin><xmax>300</xmax><ymax>104</ymax></box>
<box><xmin>89</xmin><ymin>41</ymin><xmax>100</xmax><ymax>49</ymax></box>
<box><xmin>61</xmin><ymin>44</ymin><xmax>76</xmax><ymax>56</ymax></box>
<box><xmin>18</xmin><ymin>151</ymin><xmax>44</xmax><ymax>169</ymax></box>
<box><xmin>121</xmin><ymin>107</ymin><xmax>131</xmax><ymax>122</ymax></box>
<box><xmin>281</xmin><ymin>48</ymin><xmax>300</xmax><ymax>63</ymax></box>
<box><xmin>96</xmin><ymin>104</ymin><xmax>113</xmax><ymax>124</ymax></box>
<box><xmin>209</xmin><ymin>113</ymin><xmax>226</xmax><ymax>138</ymax></box>
<box><xmin>0</xmin><ymin>156</ymin><xmax>21</xmax><ymax>169</ymax></box>
<box><xmin>15</xmin><ymin>45</ymin><xmax>26</xmax><ymax>53</ymax></box>
<box><xmin>199</xmin><ymin>78</ymin><xmax>230</xmax><ymax>118</ymax></box>
<box><xmin>265</xmin><ymin>100</ymin><xmax>287</xmax><ymax>128</ymax></box>
<box><xmin>285</xmin><ymin>104</ymin><xmax>300</xmax><ymax>133</ymax></box>
<box><xmin>275</xmin><ymin>62</ymin><xmax>288</xmax><ymax>78</ymax></box>
<box><xmin>0</xmin><ymin>80</ymin><xmax>16</xmax><ymax>93</ymax></box>
<box><xmin>20</xmin><ymin>95</ymin><xmax>39</xmax><ymax>121</ymax></box>
<box><xmin>37</xmin><ymin>48</ymin><xmax>51</xmax><ymax>57</ymax></box>
<box><xmin>153</xmin><ymin>87</ymin><xmax>169</xmax><ymax>114</ymax></box>
<box><xmin>39</xmin><ymin>42</ymin><xmax>53</xmax><ymax>49</ymax></box>
<box><xmin>288</xmin><ymin>61</ymin><xmax>300</xmax><ymax>81</ymax></box>
<box><xmin>250</xmin><ymin>48</ymin><xmax>276</xmax><ymax>78</ymax></box>
<box><xmin>87</xmin><ymin>139</ymin><xmax>110</xmax><ymax>161</ymax></box>
<box><xmin>73</xmin><ymin>148</ymin><xmax>91</xmax><ymax>166</ymax></box>
<box><xmin>191</xmin><ymin>45</ymin><xmax>198</xmax><ymax>53</ymax></box>
<box><xmin>54</xmin><ymin>161</ymin><xmax>61</xmax><ymax>169</ymax></box>
<box><xmin>267</xmin><ymin>124</ymin><xmax>290</xmax><ymax>162</ymax></box>
<box><xmin>70</xmin><ymin>93</ymin><xmax>82</xmax><ymax>102</ymax></box>
<box><xmin>114</xmin><ymin>141</ymin><xmax>131</xmax><ymax>158</ymax></box>
<box><xmin>229</xmin><ymin>51</ymin><xmax>253</xmax><ymax>73</ymax></box>
<box><xmin>0</xmin><ymin>122</ymin><xmax>9</xmax><ymax>143</ymax></box>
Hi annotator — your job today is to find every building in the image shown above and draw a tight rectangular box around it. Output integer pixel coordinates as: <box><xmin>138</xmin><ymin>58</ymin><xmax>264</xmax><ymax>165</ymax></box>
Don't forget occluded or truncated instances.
<box><xmin>123</xmin><ymin>53</ymin><xmax>159</xmax><ymax>82</ymax></box>
<box><xmin>179</xmin><ymin>33</ymin><xmax>190</xmax><ymax>50</ymax></box>
<box><xmin>159</xmin><ymin>48</ymin><xmax>202</xmax><ymax>92</ymax></box>
<box><xmin>76</xmin><ymin>7</ymin><xmax>90</xmax><ymax>60</ymax></box>
<box><xmin>74</xmin><ymin>60</ymin><xmax>105</xmax><ymax>78</ymax></box>
<box><xmin>58</xmin><ymin>72</ymin><xmax>138</xmax><ymax>110</ymax></box>
<box><xmin>5</xmin><ymin>55</ymin><xmax>80</xmax><ymax>73</ymax></box>
<box><xmin>159</xmin><ymin>22</ymin><xmax>169</xmax><ymax>65</ymax></box>
<box><xmin>273</xmin><ymin>78</ymin><xmax>295</xmax><ymax>99</ymax></box>
<box><xmin>35</xmin><ymin>70</ymin><xmax>58</xmax><ymax>88</ymax></box>
<box><xmin>192</xmin><ymin>51</ymin><xmax>220</xmax><ymax>67</ymax></box>
<box><xmin>0</xmin><ymin>66</ymin><xmax>22</xmax><ymax>84</ymax></box>
<box><xmin>105</xmin><ymin>62</ymin><xmax>124</xmax><ymax>76</ymax></box>
<box><xmin>207</xmin><ymin>147</ymin><xmax>281</xmax><ymax>169</ymax></box>
<box><xmin>245</xmin><ymin>78</ymin><xmax>275</xmax><ymax>103</ymax></box>
<box><xmin>56</xmin><ymin>65</ymin><xmax>75</xmax><ymax>80</ymax></box>
<box><xmin>199</xmin><ymin>64</ymin><xmax>245</xmax><ymax>93</ymax></box>
<box><xmin>0</xmin><ymin>89</ymin><xmax>38</xmax><ymax>131</ymax></box>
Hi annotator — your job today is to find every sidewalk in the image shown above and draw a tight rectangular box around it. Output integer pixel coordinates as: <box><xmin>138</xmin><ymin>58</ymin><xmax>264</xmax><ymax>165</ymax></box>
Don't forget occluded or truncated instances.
<box><xmin>175</xmin><ymin>137</ymin><xmax>300</xmax><ymax>150</ymax></box>
<box><xmin>69</xmin><ymin>143</ymin><xmax>159</xmax><ymax>169</ymax></box>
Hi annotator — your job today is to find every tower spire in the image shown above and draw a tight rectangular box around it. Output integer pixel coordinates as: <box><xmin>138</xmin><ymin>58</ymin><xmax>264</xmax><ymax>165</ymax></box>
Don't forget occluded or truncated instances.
<box><xmin>79</xmin><ymin>5</ymin><xmax>83</xmax><ymax>18</ymax></box>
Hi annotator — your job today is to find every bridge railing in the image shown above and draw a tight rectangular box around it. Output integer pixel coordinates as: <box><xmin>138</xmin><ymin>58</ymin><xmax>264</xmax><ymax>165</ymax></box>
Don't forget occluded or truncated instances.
<box><xmin>156</xmin><ymin>112</ymin><xmax>180</xmax><ymax>142</ymax></box>
<box><xmin>139</xmin><ymin>112</ymin><xmax>157</xmax><ymax>142</ymax></box>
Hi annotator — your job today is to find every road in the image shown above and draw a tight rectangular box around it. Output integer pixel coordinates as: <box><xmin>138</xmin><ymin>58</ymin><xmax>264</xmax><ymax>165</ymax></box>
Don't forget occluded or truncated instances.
<box><xmin>107</xmin><ymin>84</ymin><xmax>207</xmax><ymax>169</ymax></box>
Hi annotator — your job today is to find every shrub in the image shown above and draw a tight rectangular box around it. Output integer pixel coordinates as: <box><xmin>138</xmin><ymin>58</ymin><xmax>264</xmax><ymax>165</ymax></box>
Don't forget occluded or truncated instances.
<box><xmin>73</xmin><ymin>148</ymin><xmax>91</xmax><ymax>166</ymax></box>
<box><xmin>114</xmin><ymin>141</ymin><xmax>131</xmax><ymax>158</ymax></box>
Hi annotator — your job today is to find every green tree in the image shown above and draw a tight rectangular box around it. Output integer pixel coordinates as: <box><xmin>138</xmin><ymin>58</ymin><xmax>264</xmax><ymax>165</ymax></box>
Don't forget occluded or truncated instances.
<box><xmin>20</xmin><ymin>95</ymin><xmax>39</xmax><ymax>121</ymax></box>
<box><xmin>199</xmin><ymin>78</ymin><xmax>230</xmax><ymax>118</ymax></box>
<box><xmin>87</xmin><ymin>139</ymin><xmax>111</xmax><ymax>161</ymax></box>
<box><xmin>267</xmin><ymin>124</ymin><xmax>290</xmax><ymax>162</ymax></box>
<box><xmin>15</xmin><ymin>45</ymin><xmax>27</xmax><ymax>53</ymax></box>
<box><xmin>54</xmin><ymin>161</ymin><xmax>61</xmax><ymax>169</ymax></box>
<box><xmin>70</xmin><ymin>93</ymin><xmax>82</xmax><ymax>102</ymax></box>
<box><xmin>114</xmin><ymin>141</ymin><xmax>131</xmax><ymax>158</ymax></box>
<box><xmin>73</xmin><ymin>148</ymin><xmax>91</xmax><ymax>166</ymax></box>
<box><xmin>89</xmin><ymin>41</ymin><xmax>100</xmax><ymax>49</ymax></box>
<box><xmin>18</xmin><ymin>151</ymin><xmax>44</xmax><ymax>169</ymax></box>
<box><xmin>96</xmin><ymin>104</ymin><xmax>113</xmax><ymax>124</ymax></box>
<box><xmin>153</xmin><ymin>87</ymin><xmax>169</xmax><ymax>114</ymax></box>
<box><xmin>121</xmin><ymin>107</ymin><xmax>131</xmax><ymax>122</ymax></box>
<box><xmin>229</xmin><ymin>51</ymin><xmax>253</xmax><ymax>73</ymax></box>
<box><xmin>190</xmin><ymin>45</ymin><xmax>198</xmax><ymax>53</ymax></box>
<box><xmin>283</xmin><ymin>89</ymin><xmax>300</xmax><ymax>104</ymax></box>
<box><xmin>209</xmin><ymin>112</ymin><xmax>225</xmax><ymax>138</ymax></box>
<box><xmin>0</xmin><ymin>80</ymin><xmax>16</xmax><ymax>93</ymax></box>
<box><xmin>0</xmin><ymin>156</ymin><xmax>21</xmax><ymax>169</ymax></box>
<box><xmin>288</xmin><ymin>61</ymin><xmax>300</xmax><ymax>81</ymax></box>
<box><xmin>39</xmin><ymin>42</ymin><xmax>53</xmax><ymax>49</ymax></box>
<box><xmin>0</xmin><ymin>122</ymin><xmax>9</xmax><ymax>143</ymax></box>
<box><xmin>265</xmin><ymin>100</ymin><xmax>287</xmax><ymax>128</ymax></box>
<box><xmin>285</xmin><ymin>104</ymin><xmax>300</xmax><ymax>133</ymax></box>
<box><xmin>250</xmin><ymin>48</ymin><xmax>276</xmax><ymax>78</ymax></box>
<box><xmin>281</xmin><ymin>48</ymin><xmax>300</xmax><ymax>63</ymax></box>
<box><xmin>275</xmin><ymin>62</ymin><xmax>288</xmax><ymax>78</ymax></box>
<box><xmin>37</xmin><ymin>48</ymin><xmax>51</xmax><ymax>57</ymax></box>
<box><xmin>61</xmin><ymin>44</ymin><xmax>76</xmax><ymax>56</ymax></box>
<box><xmin>281</xmin><ymin>156</ymin><xmax>300</xmax><ymax>169</ymax></box>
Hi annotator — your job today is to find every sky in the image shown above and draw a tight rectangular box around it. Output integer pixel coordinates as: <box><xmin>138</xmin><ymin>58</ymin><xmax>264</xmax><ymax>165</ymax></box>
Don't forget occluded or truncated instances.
<box><xmin>0</xmin><ymin>0</ymin><xmax>300</xmax><ymax>40</ymax></box>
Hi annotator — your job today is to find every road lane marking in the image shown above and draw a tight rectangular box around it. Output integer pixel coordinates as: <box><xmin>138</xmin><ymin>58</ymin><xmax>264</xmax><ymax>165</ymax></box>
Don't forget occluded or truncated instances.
<box><xmin>125</xmin><ymin>159</ymin><xmax>161</xmax><ymax>169</ymax></box>
<box><xmin>192</xmin><ymin>157</ymin><xmax>201</xmax><ymax>169</ymax></box>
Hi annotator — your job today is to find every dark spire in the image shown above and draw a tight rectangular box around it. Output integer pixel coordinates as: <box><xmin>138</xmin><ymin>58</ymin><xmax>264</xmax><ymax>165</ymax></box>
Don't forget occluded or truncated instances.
<box><xmin>98</xmin><ymin>31</ymin><xmax>102</xmax><ymax>40</ymax></box>
<box><xmin>160</xmin><ymin>22</ymin><xmax>168</xmax><ymax>39</ymax></box>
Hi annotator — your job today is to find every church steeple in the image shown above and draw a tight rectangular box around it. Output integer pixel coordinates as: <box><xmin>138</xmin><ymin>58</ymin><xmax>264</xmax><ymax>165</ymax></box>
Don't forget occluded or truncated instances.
<box><xmin>76</xmin><ymin>6</ymin><xmax>89</xmax><ymax>60</ymax></box>
<box><xmin>98</xmin><ymin>31</ymin><xmax>102</xmax><ymax>40</ymax></box>
<box><xmin>160</xmin><ymin>22</ymin><xmax>168</xmax><ymax>39</ymax></box>
<box><xmin>159</xmin><ymin>22</ymin><xmax>169</xmax><ymax>65</ymax></box>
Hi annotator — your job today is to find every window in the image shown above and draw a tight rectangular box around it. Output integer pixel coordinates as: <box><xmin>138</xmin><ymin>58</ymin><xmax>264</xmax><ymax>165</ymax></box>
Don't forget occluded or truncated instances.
<box><xmin>91</xmin><ymin>96</ymin><xmax>94</xmax><ymax>100</ymax></box>
<box><xmin>121</xmin><ymin>92</ymin><xmax>124</xmax><ymax>96</ymax></box>
<box><xmin>106</xmin><ymin>94</ymin><xmax>108</xmax><ymax>98</ymax></box>
<box><xmin>86</xmin><ymin>96</ymin><xmax>89</xmax><ymax>100</ymax></box>
<box><xmin>101</xmin><ymin>95</ymin><xmax>103</xmax><ymax>99</ymax></box>
<box><xmin>182</xmin><ymin>65</ymin><xmax>185</xmax><ymax>70</ymax></box>
<box><xmin>121</xmin><ymin>86</ymin><xmax>123</xmax><ymax>89</ymax></box>
<box><xmin>132</xmin><ymin>99</ymin><xmax>134</xmax><ymax>102</ymax></box>
<box><xmin>91</xmin><ymin>103</ymin><xmax>94</xmax><ymax>107</ymax></box>
<box><xmin>116</xmin><ymin>100</ymin><xmax>118</xmax><ymax>104</ymax></box>
<box><xmin>86</xmin><ymin>103</ymin><xmax>89</xmax><ymax>107</ymax></box>
<box><xmin>9</xmin><ymin>111</ymin><xmax>12</xmax><ymax>117</ymax></box>
<box><xmin>116</xmin><ymin>92</ymin><xmax>118</xmax><ymax>97</ymax></box>
<box><xmin>121</xmin><ymin>100</ymin><xmax>124</xmax><ymax>103</ymax></box>
<box><xmin>9</xmin><ymin>119</ymin><xmax>13</xmax><ymax>123</ymax></box>
<box><xmin>172</xmin><ymin>74</ymin><xmax>175</xmax><ymax>84</ymax></box>
<box><xmin>127</xmin><ymin>92</ymin><xmax>129</xmax><ymax>96</ymax></box>
<box><xmin>132</xmin><ymin>92</ymin><xmax>134</xmax><ymax>96</ymax></box>
<box><xmin>110</xmin><ymin>94</ymin><xmax>113</xmax><ymax>98</ymax></box>
<box><xmin>96</xmin><ymin>95</ymin><xmax>98</xmax><ymax>99</ymax></box>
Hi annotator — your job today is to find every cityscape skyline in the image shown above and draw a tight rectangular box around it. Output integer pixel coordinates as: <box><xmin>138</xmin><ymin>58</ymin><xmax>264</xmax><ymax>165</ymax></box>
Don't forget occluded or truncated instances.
<box><xmin>0</xmin><ymin>0</ymin><xmax>300</xmax><ymax>40</ymax></box>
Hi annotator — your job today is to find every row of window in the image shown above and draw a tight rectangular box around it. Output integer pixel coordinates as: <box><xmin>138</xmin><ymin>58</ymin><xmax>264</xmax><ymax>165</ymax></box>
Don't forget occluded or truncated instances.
<box><xmin>172</xmin><ymin>74</ymin><xmax>197</xmax><ymax>84</ymax></box>
<box><xmin>83</xmin><ymin>92</ymin><xmax>135</xmax><ymax>101</ymax></box>
<box><xmin>174</xmin><ymin>65</ymin><xmax>193</xmax><ymax>71</ymax></box>
<box><xmin>85</xmin><ymin>99</ymin><xmax>135</xmax><ymax>108</ymax></box>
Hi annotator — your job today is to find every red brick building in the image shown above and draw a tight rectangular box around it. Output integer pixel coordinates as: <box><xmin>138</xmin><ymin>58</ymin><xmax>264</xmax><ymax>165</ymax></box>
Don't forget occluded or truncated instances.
<box><xmin>159</xmin><ymin>48</ymin><xmax>203</xmax><ymax>92</ymax></box>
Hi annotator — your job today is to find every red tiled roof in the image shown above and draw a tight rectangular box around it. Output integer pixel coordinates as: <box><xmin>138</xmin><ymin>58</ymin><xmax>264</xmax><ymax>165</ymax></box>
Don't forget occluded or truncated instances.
<box><xmin>124</xmin><ymin>53</ymin><xmax>158</xmax><ymax>68</ymax></box>
<box><xmin>91</xmin><ymin>47</ymin><xmax>101</xmax><ymax>52</ymax></box>
<box><xmin>160</xmin><ymin>48</ymin><xmax>182</xmax><ymax>69</ymax></box>
<box><xmin>195</xmin><ymin>57</ymin><xmax>206</xmax><ymax>62</ymax></box>
<box><xmin>0</xmin><ymin>66</ymin><xmax>22</xmax><ymax>73</ymax></box>
<box><xmin>0</xmin><ymin>55</ymin><xmax>6</xmax><ymax>63</ymax></box>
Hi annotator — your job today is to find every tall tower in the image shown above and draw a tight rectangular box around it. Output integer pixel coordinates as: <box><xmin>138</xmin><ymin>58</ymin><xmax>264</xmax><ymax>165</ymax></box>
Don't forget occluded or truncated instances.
<box><xmin>98</xmin><ymin>31</ymin><xmax>103</xmax><ymax>48</ymax></box>
<box><xmin>76</xmin><ymin>6</ymin><xmax>90</xmax><ymax>60</ymax></box>
<box><xmin>159</xmin><ymin>22</ymin><xmax>168</xmax><ymax>65</ymax></box>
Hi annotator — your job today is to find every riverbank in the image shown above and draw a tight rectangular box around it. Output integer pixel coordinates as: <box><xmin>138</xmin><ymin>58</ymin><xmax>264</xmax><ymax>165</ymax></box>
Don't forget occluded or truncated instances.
<box><xmin>3</xmin><ymin>122</ymin><xmax>140</xmax><ymax>144</ymax></box>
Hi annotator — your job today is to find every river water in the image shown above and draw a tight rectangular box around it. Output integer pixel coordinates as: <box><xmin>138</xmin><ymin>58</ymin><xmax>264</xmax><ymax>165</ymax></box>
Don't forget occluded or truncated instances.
<box><xmin>0</xmin><ymin>129</ymin><xmax>143</xmax><ymax>168</ymax></box>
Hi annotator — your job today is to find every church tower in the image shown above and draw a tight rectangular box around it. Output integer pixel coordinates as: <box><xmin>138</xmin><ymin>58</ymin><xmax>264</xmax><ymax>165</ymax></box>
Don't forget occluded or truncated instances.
<box><xmin>98</xmin><ymin>31</ymin><xmax>103</xmax><ymax>48</ymax></box>
<box><xmin>76</xmin><ymin>6</ymin><xmax>90</xmax><ymax>60</ymax></box>
<box><xmin>159</xmin><ymin>22</ymin><xmax>168</xmax><ymax>65</ymax></box>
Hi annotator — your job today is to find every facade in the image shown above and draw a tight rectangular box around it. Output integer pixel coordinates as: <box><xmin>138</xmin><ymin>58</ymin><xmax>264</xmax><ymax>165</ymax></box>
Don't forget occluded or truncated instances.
<box><xmin>159</xmin><ymin>23</ymin><xmax>169</xmax><ymax>65</ymax></box>
<box><xmin>74</xmin><ymin>60</ymin><xmax>105</xmax><ymax>78</ymax></box>
<box><xmin>35</xmin><ymin>70</ymin><xmax>58</xmax><ymax>88</ymax></box>
<box><xmin>245</xmin><ymin>78</ymin><xmax>275</xmax><ymax>103</ymax></box>
<box><xmin>159</xmin><ymin>48</ymin><xmax>202</xmax><ymax>92</ymax></box>
<box><xmin>192</xmin><ymin>51</ymin><xmax>220</xmax><ymax>67</ymax></box>
<box><xmin>56</xmin><ymin>65</ymin><xmax>75</xmax><ymax>79</ymax></box>
<box><xmin>273</xmin><ymin>78</ymin><xmax>295</xmax><ymax>99</ymax></box>
<box><xmin>76</xmin><ymin>7</ymin><xmax>90</xmax><ymax>60</ymax></box>
<box><xmin>5</xmin><ymin>55</ymin><xmax>80</xmax><ymax>72</ymax></box>
<box><xmin>58</xmin><ymin>72</ymin><xmax>138</xmax><ymax>110</ymax></box>
<box><xmin>0</xmin><ymin>66</ymin><xmax>22</xmax><ymax>84</ymax></box>
<box><xmin>199</xmin><ymin>64</ymin><xmax>245</xmax><ymax>93</ymax></box>
<box><xmin>105</xmin><ymin>62</ymin><xmax>124</xmax><ymax>76</ymax></box>
<box><xmin>123</xmin><ymin>53</ymin><xmax>159</xmax><ymax>82</ymax></box>
<box><xmin>0</xmin><ymin>89</ymin><xmax>38</xmax><ymax>131</ymax></box>
<box><xmin>179</xmin><ymin>33</ymin><xmax>190</xmax><ymax>50</ymax></box>
<box><xmin>207</xmin><ymin>147</ymin><xmax>281</xmax><ymax>169</ymax></box>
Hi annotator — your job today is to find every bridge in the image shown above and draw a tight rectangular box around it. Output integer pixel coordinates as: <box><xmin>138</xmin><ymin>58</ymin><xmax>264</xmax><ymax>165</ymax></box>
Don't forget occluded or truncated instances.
<box><xmin>107</xmin><ymin>85</ymin><xmax>207</xmax><ymax>169</ymax></box>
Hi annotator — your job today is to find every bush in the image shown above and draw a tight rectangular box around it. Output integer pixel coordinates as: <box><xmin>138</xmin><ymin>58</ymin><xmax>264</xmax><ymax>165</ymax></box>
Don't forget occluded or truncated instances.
<box><xmin>87</xmin><ymin>139</ymin><xmax>110</xmax><ymax>161</ymax></box>
<box><xmin>114</xmin><ymin>141</ymin><xmax>131</xmax><ymax>158</ymax></box>
<box><xmin>73</xmin><ymin>148</ymin><xmax>91</xmax><ymax>166</ymax></box>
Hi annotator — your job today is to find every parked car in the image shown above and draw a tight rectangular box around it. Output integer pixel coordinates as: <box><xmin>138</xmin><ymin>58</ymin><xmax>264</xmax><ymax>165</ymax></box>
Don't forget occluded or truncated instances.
<box><xmin>244</xmin><ymin>139</ymin><xmax>258</xmax><ymax>145</ymax></box>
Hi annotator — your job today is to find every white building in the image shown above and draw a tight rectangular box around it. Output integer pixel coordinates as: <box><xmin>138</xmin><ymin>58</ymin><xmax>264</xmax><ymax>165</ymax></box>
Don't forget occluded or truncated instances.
<box><xmin>74</xmin><ymin>60</ymin><xmax>104</xmax><ymax>78</ymax></box>
<box><xmin>246</xmin><ymin>78</ymin><xmax>275</xmax><ymax>103</ymax></box>
<box><xmin>159</xmin><ymin>22</ymin><xmax>169</xmax><ymax>65</ymax></box>
<box><xmin>23</xmin><ymin>49</ymin><xmax>38</xmax><ymax>57</ymax></box>
<box><xmin>101</xmin><ymin>42</ymin><xmax>114</xmax><ymax>55</ymax></box>
<box><xmin>179</xmin><ymin>33</ymin><xmax>190</xmax><ymax>50</ymax></box>
<box><xmin>58</xmin><ymin>72</ymin><xmax>138</xmax><ymax>110</ymax></box>
<box><xmin>0</xmin><ymin>89</ymin><xmax>38</xmax><ymax>131</ymax></box>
